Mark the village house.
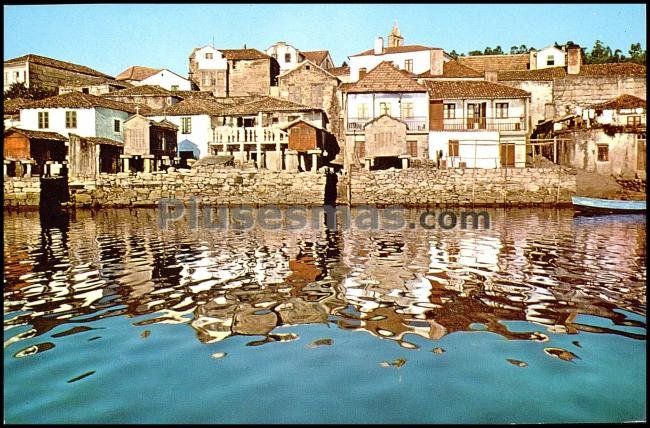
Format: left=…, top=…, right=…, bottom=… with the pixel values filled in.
left=16, top=91, right=141, bottom=177
left=101, top=85, right=183, bottom=111
left=188, top=46, right=280, bottom=97
left=265, top=41, right=335, bottom=72
left=3, top=98, right=31, bottom=129
left=145, top=97, right=225, bottom=161
left=58, top=76, right=132, bottom=96
left=122, top=114, right=179, bottom=172
left=424, top=80, right=531, bottom=169
left=115, top=66, right=193, bottom=91
left=3, top=128, right=67, bottom=177
left=347, top=23, right=452, bottom=82
left=342, top=61, right=430, bottom=170
left=277, top=59, right=342, bottom=139
left=3, top=53, right=113, bottom=92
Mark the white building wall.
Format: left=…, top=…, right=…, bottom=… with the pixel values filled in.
left=428, top=131, right=526, bottom=168
left=4, top=63, right=28, bottom=90
left=266, top=42, right=301, bottom=72
left=535, top=46, right=566, bottom=69
left=193, top=46, right=228, bottom=70
left=346, top=92, right=429, bottom=121
left=149, top=114, right=215, bottom=158
left=349, top=50, right=432, bottom=82
left=19, top=107, right=97, bottom=138
left=140, top=70, right=193, bottom=91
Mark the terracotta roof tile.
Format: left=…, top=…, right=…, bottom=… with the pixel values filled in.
left=59, top=76, right=132, bottom=88
left=498, top=63, right=647, bottom=81
left=418, top=60, right=483, bottom=78
left=4, top=127, right=67, bottom=141
left=219, top=49, right=270, bottom=60
left=343, top=61, right=427, bottom=93
left=301, top=50, right=330, bottom=65
left=146, top=97, right=225, bottom=116
left=21, top=91, right=145, bottom=114
left=424, top=80, right=530, bottom=99
left=329, top=65, right=350, bottom=76
left=589, top=94, right=646, bottom=110
left=152, top=119, right=179, bottom=130
left=84, top=136, right=124, bottom=147
left=219, top=96, right=319, bottom=116
left=4, top=54, right=112, bottom=79
left=457, top=54, right=530, bottom=72
left=3, top=98, right=33, bottom=115
left=349, top=45, right=437, bottom=57
left=498, top=67, right=566, bottom=81
left=115, top=66, right=162, bottom=81
left=174, top=90, right=219, bottom=100
left=102, top=85, right=176, bottom=97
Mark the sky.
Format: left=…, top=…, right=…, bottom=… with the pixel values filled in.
left=3, top=4, right=646, bottom=78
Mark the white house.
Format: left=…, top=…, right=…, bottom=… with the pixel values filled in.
left=266, top=41, right=303, bottom=72
left=529, top=45, right=567, bottom=70
left=116, top=66, right=192, bottom=91
left=424, top=80, right=531, bottom=168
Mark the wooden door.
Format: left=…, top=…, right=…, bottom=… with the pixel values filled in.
left=429, top=100, right=443, bottom=130
left=500, top=143, right=515, bottom=167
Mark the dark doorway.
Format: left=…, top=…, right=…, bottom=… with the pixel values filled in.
left=371, top=156, right=401, bottom=170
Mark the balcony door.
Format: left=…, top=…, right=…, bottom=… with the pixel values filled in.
left=467, top=102, right=486, bottom=129
left=429, top=100, right=443, bottom=130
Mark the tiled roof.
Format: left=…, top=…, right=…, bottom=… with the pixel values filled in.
left=146, top=97, right=225, bottom=116
left=21, top=91, right=143, bottom=114
left=418, top=60, right=483, bottom=78
left=349, top=45, right=437, bottom=57
left=59, top=76, right=132, bottom=88
left=424, top=80, right=530, bottom=99
left=498, top=62, right=647, bottom=81
left=219, top=96, right=319, bottom=116
left=4, top=127, right=67, bottom=141
left=343, top=61, right=427, bottom=93
left=84, top=136, right=124, bottom=147
left=590, top=94, right=646, bottom=110
left=102, top=85, right=176, bottom=97
left=277, top=60, right=339, bottom=81
left=457, top=54, right=530, bottom=72
left=213, top=95, right=266, bottom=105
left=219, top=49, right=270, bottom=60
left=301, top=50, right=330, bottom=65
left=152, top=119, right=179, bottom=130
left=174, top=90, right=219, bottom=100
left=115, top=66, right=162, bottom=81
left=4, top=98, right=32, bottom=115
left=4, top=54, right=112, bottom=79
left=329, top=65, right=350, bottom=76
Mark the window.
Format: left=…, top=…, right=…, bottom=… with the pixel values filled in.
left=38, top=112, right=49, bottom=129
left=205, top=52, right=213, bottom=59
left=305, top=65, right=311, bottom=70
left=82, top=88, right=90, bottom=94
left=181, top=117, right=192, bottom=134
left=401, top=102, right=414, bottom=119
left=546, top=56, right=555, bottom=66
left=379, top=102, right=391, bottom=116
left=14, top=71, right=20, bottom=80
left=202, top=72, right=212, bottom=86
left=597, top=144, right=609, bottom=161
left=114, top=119, right=121, bottom=133
left=171, top=85, right=179, bottom=91
left=449, top=140, right=459, bottom=157
left=65, top=111, right=77, bottom=128
left=285, top=53, right=291, bottom=63
left=310, top=84, right=323, bottom=106
left=627, top=115, right=642, bottom=126
left=444, top=103, right=456, bottom=119
left=357, top=103, right=369, bottom=119
left=495, top=103, right=509, bottom=118
left=404, top=59, right=413, bottom=73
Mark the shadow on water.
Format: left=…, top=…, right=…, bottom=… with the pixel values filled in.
left=324, top=170, right=338, bottom=205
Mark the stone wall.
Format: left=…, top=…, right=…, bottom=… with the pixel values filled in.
left=3, top=176, right=41, bottom=208
left=346, top=166, right=577, bottom=206
left=67, top=165, right=328, bottom=208
left=228, top=59, right=272, bottom=97
left=553, top=75, right=646, bottom=114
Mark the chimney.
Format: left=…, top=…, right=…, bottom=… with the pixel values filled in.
left=484, top=71, right=498, bottom=82
left=374, top=37, right=384, bottom=55
left=429, top=49, right=443, bottom=76
left=359, top=67, right=367, bottom=79
left=529, top=50, right=537, bottom=70
left=567, top=44, right=582, bottom=75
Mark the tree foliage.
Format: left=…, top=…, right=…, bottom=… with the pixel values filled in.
left=3, top=82, right=57, bottom=100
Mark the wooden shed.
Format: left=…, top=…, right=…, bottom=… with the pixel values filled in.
left=4, top=127, right=67, bottom=175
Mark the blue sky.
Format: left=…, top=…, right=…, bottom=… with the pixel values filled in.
left=3, top=4, right=646, bottom=78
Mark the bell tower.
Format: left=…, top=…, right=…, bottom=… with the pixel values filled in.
left=387, top=21, right=404, bottom=47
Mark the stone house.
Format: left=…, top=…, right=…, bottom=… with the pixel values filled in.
left=115, top=66, right=192, bottom=91
left=266, top=41, right=335, bottom=72
left=3, top=53, right=113, bottom=92
left=58, top=76, right=132, bottom=96
left=101, top=85, right=183, bottom=111
left=342, top=61, right=430, bottom=169
left=277, top=60, right=342, bottom=139
left=424, top=80, right=531, bottom=168
left=188, top=46, right=280, bottom=97
left=122, top=114, right=179, bottom=172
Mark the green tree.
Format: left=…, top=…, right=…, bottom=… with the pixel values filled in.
left=586, top=40, right=613, bottom=64
left=628, top=43, right=646, bottom=64
left=448, top=49, right=460, bottom=59
left=468, top=50, right=483, bottom=56
left=3, top=82, right=57, bottom=100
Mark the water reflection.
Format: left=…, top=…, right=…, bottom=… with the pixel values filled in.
left=3, top=207, right=646, bottom=354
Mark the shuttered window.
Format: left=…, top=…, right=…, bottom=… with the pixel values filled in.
left=65, top=111, right=77, bottom=128
left=38, top=112, right=49, bottom=129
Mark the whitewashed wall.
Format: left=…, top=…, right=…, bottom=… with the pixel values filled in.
left=346, top=92, right=429, bottom=121
left=4, top=63, right=29, bottom=90
left=19, top=107, right=97, bottom=138
left=193, top=46, right=228, bottom=70
left=428, top=131, right=526, bottom=168
left=349, top=50, right=432, bottom=82
left=266, top=42, right=301, bottom=72
left=534, top=46, right=566, bottom=69
left=149, top=114, right=215, bottom=158
left=140, top=70, right=192, bottom=91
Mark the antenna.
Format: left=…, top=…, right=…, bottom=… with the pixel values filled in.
left=212, top=35, right=215, bottom=47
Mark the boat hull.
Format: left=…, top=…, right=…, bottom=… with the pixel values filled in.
left=572, top=196, right=646, bottom=214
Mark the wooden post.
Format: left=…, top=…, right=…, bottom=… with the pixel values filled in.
left=256, top=141, right=262, bottom=169
left=553, top=136, right=557, bottom=164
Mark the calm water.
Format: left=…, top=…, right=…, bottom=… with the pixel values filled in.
left=3, top=207, right=646, bottom=423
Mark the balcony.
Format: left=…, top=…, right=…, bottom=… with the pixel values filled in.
left=347, top=116, right=428, bottom=132
left=212, top=126, right=289, bottom=151
left=432, top=117, right=526, bottom=132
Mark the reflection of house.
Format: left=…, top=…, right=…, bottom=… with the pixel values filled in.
left=188, top=46, right=280, bottom=97
left=342, top=61, right=430, bottom=168
left=115, top=66, right=192, bottom=91
left=3, top=53, right=112, bottom=92
left=425, top=80, right=530, bottom=168
left=4, top=128, right=67, bottom=176
left=123, top=114, right=179, bottom=172
left=101, top=85, right=183, bottom=111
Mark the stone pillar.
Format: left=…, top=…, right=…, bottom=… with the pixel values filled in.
left=399, top=155, right=410, bottom=169
left=364, top=158, right=371, bottom=170
left=284, top=150, right=299, bottom=172
left=256, top=142, right=263, bottom=169
left=299, top=153, right=307, bottom=171
left=45, top=160, right=54, bottom=177
left=143, top=155, right=154, bottom=173
left=22, top=160, right=34, bottom=177
left=161, top=156, right=170, bottom=167
left=120, top=155, right=131, bottom=173
left=307, top=149, right=322, bottom=172
left=4, top=160, right=10, bottom=176
left=174, top=156, right=181, bottom=167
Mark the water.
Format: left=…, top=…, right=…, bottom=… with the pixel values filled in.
left=3, top=207, right=646, bottom=423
